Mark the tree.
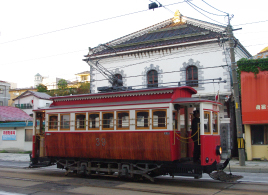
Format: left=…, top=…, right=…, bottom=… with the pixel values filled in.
left=36, top=84, right=47, bottom=92
left=57, top=79, right=68, bottom=90
left=77, top=82, right=90, bottom=94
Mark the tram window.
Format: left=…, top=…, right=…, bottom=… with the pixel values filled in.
left=152, top=110, right=167, bottom=129
left=48, top=115, right=58, bottom=130
left=89, top=113, right=100, bottom=130
left=102, top=112, right=114, bottom=130
left=204, top=111, right=211, bottom=134
left=117, top=111, right=129, bottom=130
left=136, top=110, right=149, bottom=129
left=212, top=112, right=219, bottom=134
left=75, top=113, right=86, bottom=130
left=173, top=111, right=178, bottom=130
left=60, top=114, right=70, bottom=130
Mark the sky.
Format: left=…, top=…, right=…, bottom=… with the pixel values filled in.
left=0, top=0, right=267, bottom=88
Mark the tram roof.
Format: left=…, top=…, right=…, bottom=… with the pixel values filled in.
left=172, top=97, right=222, bottom=105
left=35, top=87, right=198, bottom=111
left=50, top=86, right=196, bottom=101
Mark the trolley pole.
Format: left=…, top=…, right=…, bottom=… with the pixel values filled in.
left=227, top=15, right=245, bottom=166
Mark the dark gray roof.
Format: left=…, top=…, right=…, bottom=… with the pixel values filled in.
left=13, top=90, right=51, bottom=101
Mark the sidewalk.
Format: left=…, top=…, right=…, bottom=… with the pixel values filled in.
left=226, top=159, right=268, bottom=173
left=0, top=153, right=268, bottom=173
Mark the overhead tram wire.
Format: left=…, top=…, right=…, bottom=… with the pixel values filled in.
left=201, top=0, right=228, bottom=15
left=92, top=64, right=228, bottom=83
left=233, top=19, right=268, bottom=26
left=186, top=0, right=226, bottom=16
left=0, top=0, right=189, bottom=45
left=104, top=47, right=224, bottom=70
left=185, top=0, right=226, bottom=25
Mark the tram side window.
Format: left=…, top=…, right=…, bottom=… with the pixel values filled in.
left=173, top=111, right=178, bottom=130
left=152, top=109, right=167, bottom=129
left=117, top=111, right=129, bottom=130
left=102, top=112, right=114, bottom=130
left=60, top=114, right=70, bottom=130
left=89, top=113, right=100, bottom=130
left=136, top=110, right=149, bottom=129
left=212, top=112, right=219, bottom=134
left=75, top=113, right=86, bottom=130
left=204, top=111, right=211, bottom=134
left=48, top=115, right=58, bottom=130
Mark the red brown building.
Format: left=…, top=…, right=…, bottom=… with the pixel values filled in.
left=239, top=57, right=268, bottom=160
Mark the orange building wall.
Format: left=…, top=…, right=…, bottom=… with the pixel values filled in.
left=241, top=70, right=268, bottom=124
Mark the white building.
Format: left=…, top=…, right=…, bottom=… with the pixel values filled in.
left=13, top=91, right=52, bottom=116
left=0, top=106, right=33, bottom=152
left=84, top=12, right=251, bottom=158
left=0, top=80, right=10, bottom=106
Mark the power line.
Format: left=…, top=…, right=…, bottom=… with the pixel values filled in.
left=187, top=0, right=226, bottom=16
left=0, top=1, right=188, bottom=45
left=201, top=0, right=228, bottom=15
left=233, top=19, right=268, bottom=26
left=0, top=49, right=86, bottom=66
left=91, top=64, right=228, bottom=83
left=185, top=0, right=226, bottom=25
left=95, top=46, right=224, bottom=71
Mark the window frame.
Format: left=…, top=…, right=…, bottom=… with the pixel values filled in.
left=88, top=112, right=100, bottom=130
left=60, top=114, right=70, bottom=130
left=152, top=109, right=167, bottom=129
left=212, top=111, right=219, bottom=134
left=102, top=112, right=114, bottom=130
left=203, top=111, right=211, bottom=134
left=75, top=113, right=86, bottom=130
left=25, top=129, right=33, bottom=142
left=251, top=125, right=268, bottom=145
left=113, top=74, right=123, bottom=87
left=186, top=65, right=198, bottom=87
left=48, top=114, right=58, bottom=131
left=147, top=70, right=158, bottom=88
left=135, top=110, right=150, bottom=129
left=116, top=111, right=130, bottom=130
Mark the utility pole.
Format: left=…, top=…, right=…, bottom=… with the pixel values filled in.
left=227, top=15, right=245, bottom=166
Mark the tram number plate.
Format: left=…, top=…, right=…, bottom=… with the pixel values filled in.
left=96, top=138, right=106, bottom=146
left=164, top=132, right=170, bottom=135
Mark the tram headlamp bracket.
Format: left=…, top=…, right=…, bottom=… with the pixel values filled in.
left=216, top=145, right=222, bottom=155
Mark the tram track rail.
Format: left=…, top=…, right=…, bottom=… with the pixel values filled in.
left=1, top=165, right=268, bottom=195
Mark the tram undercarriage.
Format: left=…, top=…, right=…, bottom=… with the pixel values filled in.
left=30, top=156, right=238, bottom=182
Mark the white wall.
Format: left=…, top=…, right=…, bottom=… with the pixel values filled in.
left=14, top=95, right=52, bottom=115
left=0, top=127, right=32, bottom=152
left=90, top=42, right=248, bottom=96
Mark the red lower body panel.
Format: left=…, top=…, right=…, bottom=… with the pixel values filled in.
left=201, top=135, right=221, bottom=165
left=45, top=131, right=180, bottom=162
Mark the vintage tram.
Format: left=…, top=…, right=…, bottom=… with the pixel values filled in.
left=30, top=86, right=231, bottom=181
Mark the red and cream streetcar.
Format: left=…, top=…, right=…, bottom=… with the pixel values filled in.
left=30, top=86, right=231, bottom=181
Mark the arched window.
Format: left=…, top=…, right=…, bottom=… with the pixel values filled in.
left=186, top=66, right=198, bottom=87
left=113, top=74, right=123, bottom=87
left=147, top=70, right=158, bottom=88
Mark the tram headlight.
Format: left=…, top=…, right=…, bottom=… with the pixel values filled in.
left=216, top=145, right=222, bottom=155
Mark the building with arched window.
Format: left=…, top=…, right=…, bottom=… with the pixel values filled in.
left=147, top=70, right=158, bottom=88
left=84, top=11, right=251, bottom=158
left=186, top=66, right=198, bottom=87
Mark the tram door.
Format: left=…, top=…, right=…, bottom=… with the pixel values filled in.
left=179, top=107, right=188, bottom=158
left=33, top=112, right=45, bottom=158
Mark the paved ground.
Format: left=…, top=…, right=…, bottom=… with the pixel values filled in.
left=0, top=153, right=267, bottom=173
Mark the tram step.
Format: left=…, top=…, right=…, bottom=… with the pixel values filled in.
left=209, top=170, right=243, bottom=182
